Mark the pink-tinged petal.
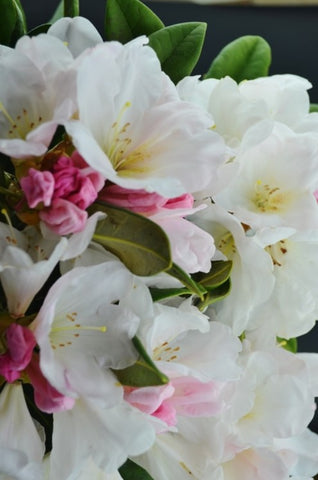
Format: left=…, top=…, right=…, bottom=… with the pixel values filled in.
left=155, top=216, right=215, bottom=273
left=152, top=402, right=177, bottom=428
left=20, top=168, right=55, bottom=208
left=26, top=355, right=75, bottom=413
left=0, top=324, right=36, bottom=382
left=99, top=184, right=167, bottom=214
left=169, top=376, right=225, bottom=417
left=164, top=194, right=194, bottom=210
left=39, top=198, right=87, bottom=235
left=124, top=383, right=175, bottom=415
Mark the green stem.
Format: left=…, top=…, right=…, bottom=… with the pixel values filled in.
left=64, top=0, right=80, bottom=17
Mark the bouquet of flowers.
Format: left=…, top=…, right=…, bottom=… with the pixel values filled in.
left=1, top=0, right=318, bottom=478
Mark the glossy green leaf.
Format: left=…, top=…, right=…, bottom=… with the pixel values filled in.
left=113, top=336, right=168, bottom=387
left=193, top=260, right=232, bottom=290
left=310, top=103, right=318, bottom=113
left=205, top=35, right=271, bottom=83
left=196, top=279, right=231, bottom=311
left=277, top=337, right=298, bottom=353
left=167, top=263, right=207, bottom=300
left=105, top=0, right=164, bottom=43
left=149, top=22, right=207, bottom=84
left=90, top=202, right=171, bottom=276
left=150, top=286, right=191, bottom=302
left=119, top=459, right=154, bottom=480
left=0, top=0, right=27, bottom=46
left=49, top=0, right=63, bottom=23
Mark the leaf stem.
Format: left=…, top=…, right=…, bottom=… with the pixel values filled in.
left=64, top=0, right=80, bottom=17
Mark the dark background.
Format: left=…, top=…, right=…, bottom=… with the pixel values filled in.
left=21, top=0, right=318, bottom=352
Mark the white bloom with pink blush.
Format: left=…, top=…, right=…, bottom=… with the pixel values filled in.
left=100, top=183, right=215, bottom=273
left=65, top=38, right=225, bottom=197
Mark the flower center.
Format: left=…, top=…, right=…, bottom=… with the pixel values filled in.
left=217, top=231, right=236, bottom=260
left=107, top=102, right=151, bottom=177
left=153, top=341, right=181, bottom=362
left=253, top=179, right=291, bottom=213
left=0, top=102, right=43, bottom=139
left=49, top=312, right=107, bottom=349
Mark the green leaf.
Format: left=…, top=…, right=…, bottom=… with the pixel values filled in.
left=193, top=260, right=232, bottom=290
left=64, top=0, right=79, bottom=17
left=113, top=336, right=168, bottom=387
left=310, top=103, right=318, bottom=113
left=105, top=0, right=164, bottom=43
left=277, top=337, right=298, bottom=353
left=148, top=22, right=207, bottom=84
left=0, top=0, right=27, bottom=46
left=27, top=24, right=51, bottom=36
left=205, top=35, right=271, bottom=83
left=167, top=263, right=207, bottom=300
left=90, top=202, right=172, bottom=276
left=150, top=286, right=191, bottom=302
left=119, top=459, right=154, bottom=480
left=196, top=279, right=231, bottom=311
left=49, top=0, right=64, bottom=23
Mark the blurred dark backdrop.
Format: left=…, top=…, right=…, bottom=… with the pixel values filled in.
left=21, top=0, right=318, bottom=354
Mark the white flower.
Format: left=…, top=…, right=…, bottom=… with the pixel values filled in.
left=49, top=398, right=155, bottom=478
left=0, top=384, right=44, bottom=479
left=250, top=228, right=318, bottom=338
left=214, top=123, right=318, bottom=231
left=192, top=203, right=274, bottom=335
left=31, top=261, right=140, bottom=403
left=0, top=223, right=67, bottom=317
left=65, top=38, right=225, bottom=197
left=48, top=16, right=103, bottom=58
left=0, top=36, right=75, bottom=160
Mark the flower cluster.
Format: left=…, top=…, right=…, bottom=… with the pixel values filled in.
left=0, top=3, right=318, bottom=480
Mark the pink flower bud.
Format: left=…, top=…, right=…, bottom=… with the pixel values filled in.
left=20, top=168, right=55, bottom=208
left=39, top=198, right=88, bottom=235
left=0, top=324, right=36, bottom=382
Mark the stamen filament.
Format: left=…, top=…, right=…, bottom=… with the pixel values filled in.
left=1, top=208, right=17, bottom=245
left=51, top=325, right=107, bottom=333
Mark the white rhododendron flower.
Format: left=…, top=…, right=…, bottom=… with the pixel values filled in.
left=193, top=203, right=275, bottom=335
left=0, top=223, right=67, bottom=317
left=31, top=261, right=140, bottom=402
left=65, top=38, right=225, bottom=197
left=214, top=123, right=318, bottom=231
left=0, top=36, right=76, bottom=159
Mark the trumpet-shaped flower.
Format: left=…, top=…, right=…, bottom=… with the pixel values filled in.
left=31, top=261, right=141, bottom=403
left=214, top=123, right=318, bottom=231
left=49, top=398, right=155, bottom=478
left=0, top=35, right=76, bottom=160
left=65, top=38, right=225, bottom=198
